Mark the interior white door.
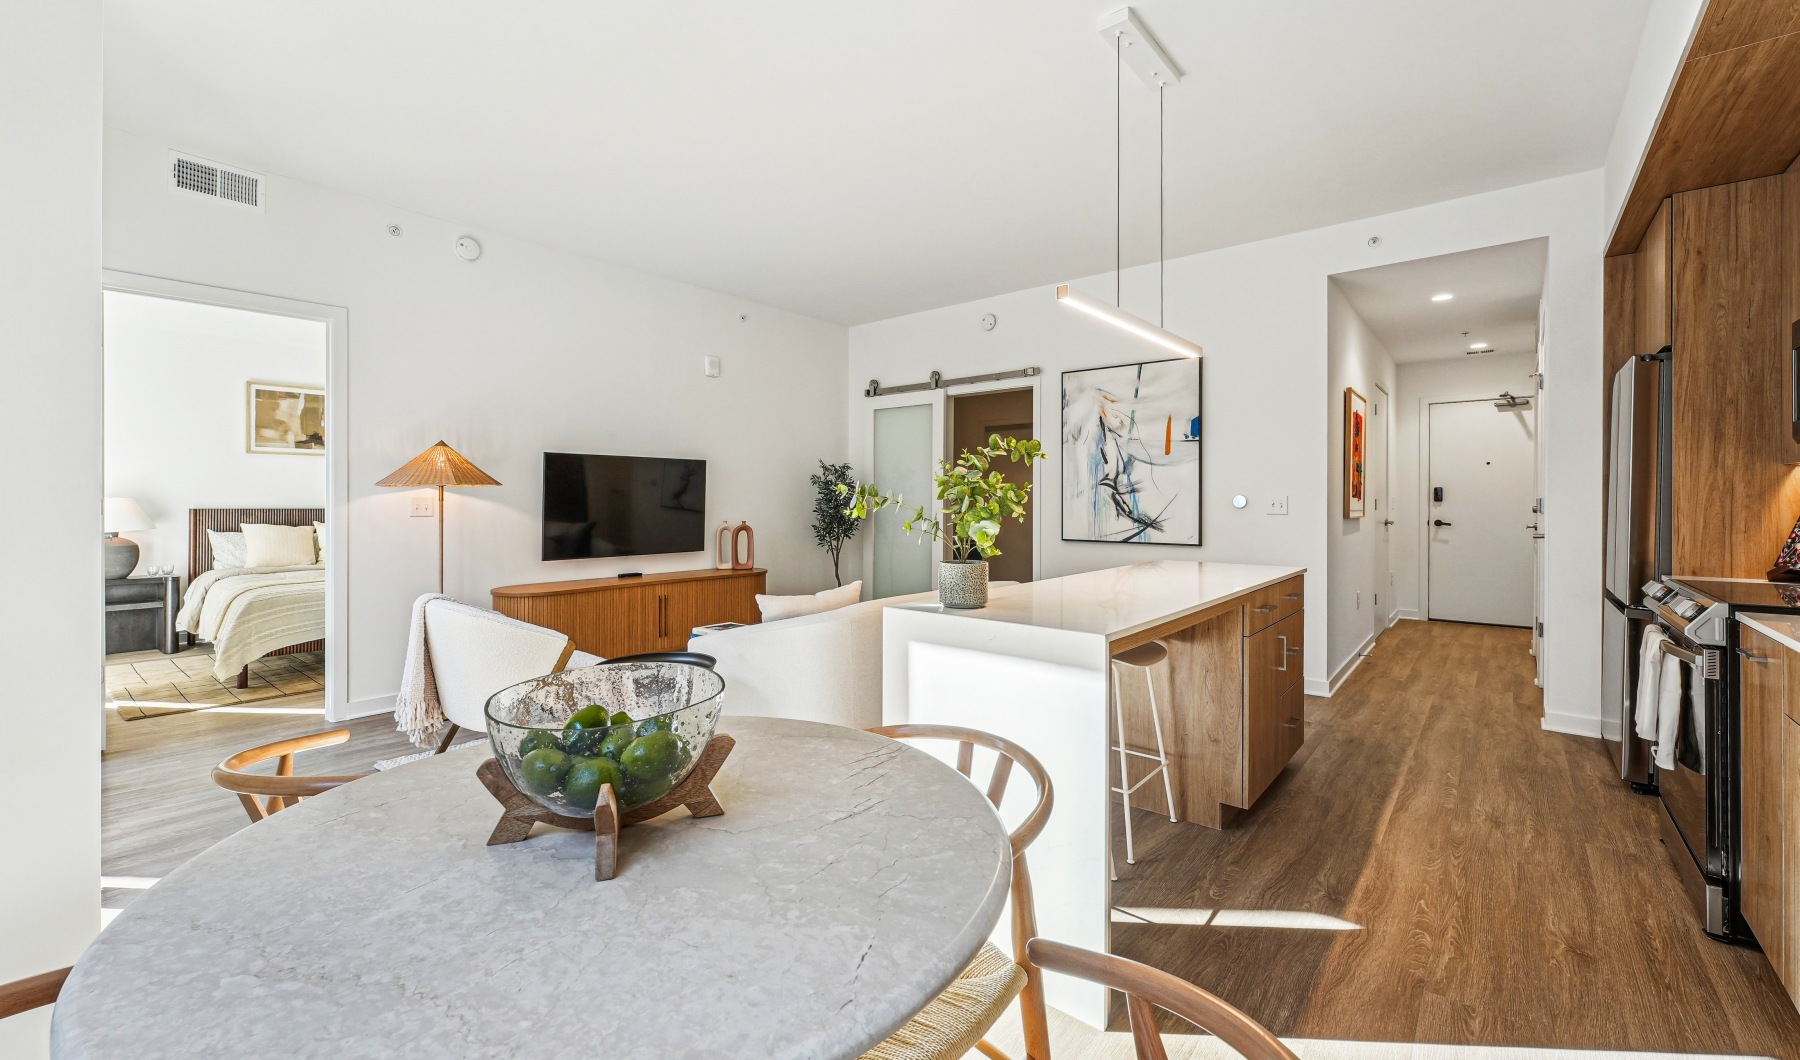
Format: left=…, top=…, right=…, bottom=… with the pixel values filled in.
left=864, top=391, right=945, bottom=599
left=1427, top=398, right=1536, bottom=626
left=1370, top=384, right=1391, bottom=637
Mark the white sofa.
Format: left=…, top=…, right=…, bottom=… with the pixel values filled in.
left=696, top=589, right=937, bottom=729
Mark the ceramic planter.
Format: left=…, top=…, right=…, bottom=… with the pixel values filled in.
left=938, top=559, right=989, bottom=609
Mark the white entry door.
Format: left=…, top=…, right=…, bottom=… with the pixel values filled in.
left=864, top=390, right=945, bottom=599
left=1427, top=398, right=1536, bottom=626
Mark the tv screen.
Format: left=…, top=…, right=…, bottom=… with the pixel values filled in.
left=542, top=452, right=707, bottom=561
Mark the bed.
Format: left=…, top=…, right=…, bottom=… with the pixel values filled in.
left=177, top=508, right=326, bottom=686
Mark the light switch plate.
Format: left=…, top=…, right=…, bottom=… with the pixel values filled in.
left=703, top=355, right=721, bottom=378
left=411, top=494, right=434, bottom=518
left=1266, top=496, right=1288, bottom=515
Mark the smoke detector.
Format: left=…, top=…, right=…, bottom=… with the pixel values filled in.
left=168, top=150, right=263, bottom=212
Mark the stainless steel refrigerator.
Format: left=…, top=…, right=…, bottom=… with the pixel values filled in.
left=1601, top=346, right=1670, bottom=786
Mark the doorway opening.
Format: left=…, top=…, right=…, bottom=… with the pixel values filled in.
left=861, top=379, right=1040, bottom=598
left=1328, top=237, right=1547, bottom=671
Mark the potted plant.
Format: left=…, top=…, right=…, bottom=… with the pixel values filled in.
left=808, top=460, right=859, bottom=587
left=840, top=434, right=1043, bottom=609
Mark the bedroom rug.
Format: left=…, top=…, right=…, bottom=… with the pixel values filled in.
left=106, top=646, right=323, bottom=720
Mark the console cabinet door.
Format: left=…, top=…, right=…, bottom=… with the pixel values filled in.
left=1741, top=624, right=1787, bottom=970
left=1243, top=611, right=1303, bottom=806
left=1785, top=713, right=1800, bottom=1008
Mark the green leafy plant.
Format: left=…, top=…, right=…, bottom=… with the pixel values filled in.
left=809, top=460, right=860, bottom=587
left=839, top=435, right=1044, bottom=562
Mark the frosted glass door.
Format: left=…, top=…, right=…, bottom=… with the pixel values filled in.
left=870, top=402, right=938, bottom=599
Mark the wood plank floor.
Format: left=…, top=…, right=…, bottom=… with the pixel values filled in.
left=101, top=693, right=416, bottom=912
left=1101, top=619, right=1800, bottom=1056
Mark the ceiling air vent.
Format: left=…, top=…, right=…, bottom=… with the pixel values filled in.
left=168, top=151, right=263, bottom=211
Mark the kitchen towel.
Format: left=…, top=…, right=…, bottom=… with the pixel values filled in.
left=1652, top=649, right=1685, bottom=772
left=1634, top=625, right=1667, bottom=741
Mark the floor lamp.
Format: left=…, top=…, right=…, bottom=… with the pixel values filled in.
left=376, top=441, right=500, bottom=594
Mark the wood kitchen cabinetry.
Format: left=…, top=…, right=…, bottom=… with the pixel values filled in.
left=491, top=568, right=765, bottom=658
left=1738, top=619, right=1800, bottom=1010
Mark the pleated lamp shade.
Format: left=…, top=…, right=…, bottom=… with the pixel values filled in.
left=375, top=441, right=500, bottom=489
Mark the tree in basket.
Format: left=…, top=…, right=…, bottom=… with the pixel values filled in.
left=809, top=460, right=860, bottom=587
left=839, top=434, right=1044, bottom=609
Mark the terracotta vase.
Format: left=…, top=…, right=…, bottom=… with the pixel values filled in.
left=731, top=522, right=756, bottom=570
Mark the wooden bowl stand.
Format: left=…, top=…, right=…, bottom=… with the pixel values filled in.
left=476, top=733, right=734, bottom=881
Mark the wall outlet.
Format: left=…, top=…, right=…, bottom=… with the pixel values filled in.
left=410, top=493, right=434, bottom=518
left=703, top=355, right=721, bottom=378
left=1266, top=496, right=1288, bottom=515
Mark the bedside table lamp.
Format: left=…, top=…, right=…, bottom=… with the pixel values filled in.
left=103, top=497, right=154, bottom=580
left=376, top=441, right=500, bottom=593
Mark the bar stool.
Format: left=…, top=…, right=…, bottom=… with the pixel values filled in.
left=1111, top=640, right=1176, bottom=879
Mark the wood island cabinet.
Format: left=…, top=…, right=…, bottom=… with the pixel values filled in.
left=491, top=568, right=766, bottom=658
left=1738, top=619, right=1800, bottom=1011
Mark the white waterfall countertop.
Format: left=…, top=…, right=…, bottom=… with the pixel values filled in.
left=892, top=561, right=1305, bottom=640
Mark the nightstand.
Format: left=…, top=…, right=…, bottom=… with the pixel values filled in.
left=105, top=574, right=181, bottom=655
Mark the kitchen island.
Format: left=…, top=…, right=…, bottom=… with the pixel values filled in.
left=881, top=560, right=1306, bottom=1027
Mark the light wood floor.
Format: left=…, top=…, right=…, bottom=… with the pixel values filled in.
left=101, top=691, right=415, bottom=911
left=1093, top=619, right=1800, bottom=1056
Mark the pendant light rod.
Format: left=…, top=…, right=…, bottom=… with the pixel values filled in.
left=1057, top=285, right=1202, bottom=359
left=1116, top=29, right=1122, bottom=308
left=1159, top=82, right=1165, bottom=329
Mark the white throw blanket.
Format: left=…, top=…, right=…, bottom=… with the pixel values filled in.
left=395, top=593, right=454, bottom=748
left=177, top=565, right=326, bottom=681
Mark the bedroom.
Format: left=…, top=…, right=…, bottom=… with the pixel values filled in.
left=102, top=292, right=330, bottom=725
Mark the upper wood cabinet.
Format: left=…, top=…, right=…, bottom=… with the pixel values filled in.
left=1635, top=198, right=1673, bottom=356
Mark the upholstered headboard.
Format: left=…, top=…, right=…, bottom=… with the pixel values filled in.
left=188, top=508, right=325, bottom=582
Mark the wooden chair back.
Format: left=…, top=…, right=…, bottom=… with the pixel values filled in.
left=0, top=967, right=70, bottom=1020
left=1024, top=939, right=1299, bottom=1060
left=868, top=723, right=1054, bottom=1060
left=212, top=728, right=369, bottom=823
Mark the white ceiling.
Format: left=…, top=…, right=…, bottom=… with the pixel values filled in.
left=103, top=1, right=1650, bottom=325
left=1332, top=238, right=1547, bottom=365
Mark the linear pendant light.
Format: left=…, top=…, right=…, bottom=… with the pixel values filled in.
left=1057, top=9, right=1202, bottom=359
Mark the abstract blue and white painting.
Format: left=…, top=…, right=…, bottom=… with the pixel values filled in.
left=1061, top=358, right=1201, bottom=545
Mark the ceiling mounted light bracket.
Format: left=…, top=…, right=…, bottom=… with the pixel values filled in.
left=1097, top=7, right=1182, bottom=88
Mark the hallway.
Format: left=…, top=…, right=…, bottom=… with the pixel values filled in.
left=1106, top=620, right=1800, bottom=1056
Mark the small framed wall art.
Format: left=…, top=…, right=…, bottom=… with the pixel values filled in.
left=1344, top=386, right=1367, bottom=519
left=247, top=382, right=326, bottom=455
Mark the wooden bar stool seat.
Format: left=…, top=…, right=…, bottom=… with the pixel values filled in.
left=1111, top=639, right=1176, bottom=878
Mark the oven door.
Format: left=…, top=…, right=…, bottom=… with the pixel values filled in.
left=1652, top=629, right=1730, bottom=936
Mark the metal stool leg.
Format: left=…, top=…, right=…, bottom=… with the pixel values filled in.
left=1145, top=666, right=1176, bottom=823
left=1112, top=662, right=1137, bottom=866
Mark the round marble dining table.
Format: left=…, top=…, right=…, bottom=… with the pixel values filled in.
left=52, top=716, right=1011, bottom=1060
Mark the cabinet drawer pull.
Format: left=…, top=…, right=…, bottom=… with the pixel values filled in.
left=1254, top=604, right=1277, bottom=614
left=1276, top=635, right=1289, bottom=671
left=1286, top=645, right=1302, bottom=657
left=1281, top=718, right=1301, bottom=729
left=1284, top=592, right=1301, bottom=601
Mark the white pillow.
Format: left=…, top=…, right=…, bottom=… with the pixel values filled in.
left=208, top=530, right=248, bottom=571
left=243, top=523, right=319, bottom=568
left=313, top=521, right=326, bottom=563
left=757, top=580, right=863, bottom=622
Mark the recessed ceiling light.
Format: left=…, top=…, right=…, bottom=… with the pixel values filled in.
left=1432, top=293, right=1454, bottom=302
left=1469, top=342, right=1489, bottom=350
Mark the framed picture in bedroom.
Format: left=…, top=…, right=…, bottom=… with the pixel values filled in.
left=1060, top=357, right=1201, bottom=546
left=247, top=382, right=326, bottom=455
left=1344, top=386, right=1367, bottom=519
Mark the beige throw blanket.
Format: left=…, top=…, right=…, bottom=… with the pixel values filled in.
left=177, top=565, right=325, bottom=682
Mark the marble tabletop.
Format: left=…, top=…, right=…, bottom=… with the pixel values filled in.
left=52, top=717, right=1011, bottom=1060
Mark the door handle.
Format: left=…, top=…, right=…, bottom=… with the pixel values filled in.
left=1382, top=519, right=1396, bottom=526
left=1526, top=523, right=1539, bottom=531
left=1281, top=718, right=1301, bottom=730
left=1433, top=520, right=1453, bottom=527
left=1276, top=635, right=1289, bottom=671
left=1736, top=647, right=1771, bottom=664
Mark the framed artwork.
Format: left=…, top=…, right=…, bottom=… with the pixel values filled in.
left=1061, top=357, right=1202, bottom=545
left=1344, top=386, right=1367, bottom=519
left=247, top=383, right=325, bottom=455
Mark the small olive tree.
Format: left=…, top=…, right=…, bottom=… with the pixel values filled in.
left=810, top=460, right=860, bottom=586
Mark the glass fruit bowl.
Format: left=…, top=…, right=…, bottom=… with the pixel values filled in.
left=484, top=660, right=724, bottom=817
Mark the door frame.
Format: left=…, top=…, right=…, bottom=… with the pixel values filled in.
left=860, top=388, right=946, bottom=597
left=1372, top=382, right=1393, bottom=634
left=1421, top=394, right=1537, bottom=626
left=101, top=271, right=352, bottom=722
left=943, top=377, right=1043, bottom=584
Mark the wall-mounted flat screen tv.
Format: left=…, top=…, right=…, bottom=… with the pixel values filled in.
left=542, top=452, right=707, bottom=561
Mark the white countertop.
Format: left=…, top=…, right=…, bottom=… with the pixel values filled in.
left=1741, top=612, right=1800, bottom=655
left=893, top=561, right=1305, bottom=640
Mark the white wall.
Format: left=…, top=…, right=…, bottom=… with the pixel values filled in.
left=103, top=292, right=326, bottom=580
left=103, top=127, right=849, bottom=716
left=1, top=3, right=103, bottom=1055
left=849, top=169, right=1604, bottom=726
left=1392, top=352, right=1541, bottom=622
left=1602, top=0, right=1705, bottom=241
left=1324, top=282, right=1398, bottom=684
